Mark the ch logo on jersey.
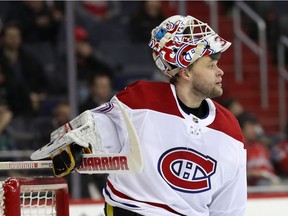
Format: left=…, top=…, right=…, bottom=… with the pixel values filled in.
left=158, top=147, right=217, bottom=193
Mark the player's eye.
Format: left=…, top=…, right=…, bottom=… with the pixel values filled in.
left=208, top=62, right=218, bottom=69
left=208, top=64, right=214, bottom=69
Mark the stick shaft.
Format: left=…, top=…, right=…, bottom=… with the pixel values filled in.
left=0, top=160, right=52, bottom=170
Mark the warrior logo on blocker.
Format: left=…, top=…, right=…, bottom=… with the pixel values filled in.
left=158, top=147, right=217, bottom=193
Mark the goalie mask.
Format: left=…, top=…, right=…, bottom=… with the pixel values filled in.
left=149, top=15, right=231, bottom=77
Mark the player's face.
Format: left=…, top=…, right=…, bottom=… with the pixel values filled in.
left=187, top=56, right=224, bottom=99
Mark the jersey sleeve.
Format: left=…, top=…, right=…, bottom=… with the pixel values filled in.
left=209, top=144, right=247, bottom=216
left=88, top=96, right=131, bottom=154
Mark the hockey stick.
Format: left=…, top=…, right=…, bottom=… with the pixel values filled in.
left=0, top=160, right=52, bottom=170
left=3, top=98, right=143, bottom=174
left=0, top=153, right=138, bottom=173
left=0, top=152, right=137, bottom=174
left=0, top=153, right=136, bottom=173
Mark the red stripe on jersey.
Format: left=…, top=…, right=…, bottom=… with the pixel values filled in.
left=208, top=101, right=245, bottom=148
left=107, top=180, right=185, bottom=216
left=116, top=80, right=184, bottom=119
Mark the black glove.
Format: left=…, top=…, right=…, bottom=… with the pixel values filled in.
left=52, top=143, right=83, bottom=177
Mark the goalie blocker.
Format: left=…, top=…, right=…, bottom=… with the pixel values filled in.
left=30, top=98, right=143, bottom=177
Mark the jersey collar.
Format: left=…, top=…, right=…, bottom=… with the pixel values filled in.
left=170, top=84, right=216, bottom=126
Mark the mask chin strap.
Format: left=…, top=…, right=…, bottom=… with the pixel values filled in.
left=167, top=68, right=180, bottom=78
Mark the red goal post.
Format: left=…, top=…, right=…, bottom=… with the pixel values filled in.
left=0, top=177, right=69, bottom=216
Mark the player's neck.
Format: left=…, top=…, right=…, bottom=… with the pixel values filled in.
left=176, top=86, right=204, bottom=108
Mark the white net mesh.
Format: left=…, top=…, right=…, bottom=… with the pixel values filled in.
left=20, top=189, right=56, bottom=216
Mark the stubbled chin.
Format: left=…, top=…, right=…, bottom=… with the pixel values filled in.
left=210, top=87, right=223, bottom=98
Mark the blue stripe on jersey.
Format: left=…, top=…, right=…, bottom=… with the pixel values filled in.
left=95, top=102, right=114, bottom=113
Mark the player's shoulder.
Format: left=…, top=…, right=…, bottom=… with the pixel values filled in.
left=116, top=80, right=170, bottom=101
left=116, top=80, right=183, bottom=117
left=209, top=100, right=245, bottom=146
left=213, top=100, right=235, bottom=118
left=117, top=79, right=169, bottom=96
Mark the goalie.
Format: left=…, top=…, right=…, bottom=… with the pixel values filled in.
left=31, top=15, right=247, bottom=216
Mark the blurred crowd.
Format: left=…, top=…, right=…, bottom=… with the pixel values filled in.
left=0, top=0, right=288, bottom=198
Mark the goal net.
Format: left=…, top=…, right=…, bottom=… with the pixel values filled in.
left=0, top=177, right=69, bottom=216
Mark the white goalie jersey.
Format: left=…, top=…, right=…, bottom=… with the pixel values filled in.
left=89, top=80, right=247, bottom=216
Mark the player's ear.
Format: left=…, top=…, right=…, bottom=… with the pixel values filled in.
left=178, top=68, right=190, bottom=79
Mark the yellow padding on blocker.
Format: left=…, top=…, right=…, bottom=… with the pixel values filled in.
left=52, top=146, right=76, bottom=178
